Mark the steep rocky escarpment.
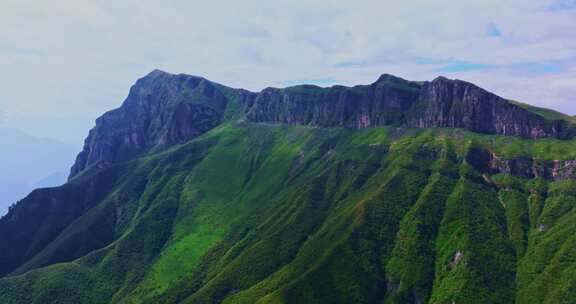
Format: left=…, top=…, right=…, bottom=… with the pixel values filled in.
left=69, top=70, right=575, bottom=179
left=409, top=77, right=570, bottom=138
left=488, top=154, right=576, bottom=181
left=246, top=74, right=421, bottom=128
left=247, top=75, right=574, bottom=139
left=69, top=70, right=254, bottom=179
left=462, top=145, right=576, bottom=181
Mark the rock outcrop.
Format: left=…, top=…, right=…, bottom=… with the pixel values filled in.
left=69, top=70, right=576, bottom=179
left=247, top=74, right=421, bottom=128
left=247, top=75, right=574, bottom=139
left=408, top=77, right=569, bottom=138
left=70, top=70, right=254, bottom=178
left=489, top=153, right=576, bottom=181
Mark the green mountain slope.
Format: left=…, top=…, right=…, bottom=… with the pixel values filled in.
left=509, top=100, right=576, bottom=124
left=1, top=71, right=576, bottom=303
left=1, top=123, right=576, bottom=303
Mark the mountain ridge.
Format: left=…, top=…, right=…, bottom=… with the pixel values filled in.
left=2, top=70, right=576, bottom=303
left=69, top=70, right=575, bottom=180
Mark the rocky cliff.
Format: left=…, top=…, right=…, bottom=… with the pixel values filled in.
left=247, top=75, right=573, bottom=139
left=69, top=70, right=575, bottom=179
left=488, top=154, right=576, bottom=181
left=409, top=77, right=569, bottom=138
left=246, top=74, right=421, bottom=128
left=70, top=70, right=254, bottom=178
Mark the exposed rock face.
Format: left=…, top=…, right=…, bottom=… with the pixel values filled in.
left=247, top=74, right=421, bottom=128
left=409, top=77, right=568, bottom=138
left=489, top=153, right=576, bottom=181
left=70, top=70, right=254, bottom=178
left=248, top=76, right=573, bottom=139
left=69, top=70, right=576, bottom=179
left=488, top=154, right=536, bottom=178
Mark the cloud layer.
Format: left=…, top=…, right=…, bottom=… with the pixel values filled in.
left=1, top=0, right=575, bottom=144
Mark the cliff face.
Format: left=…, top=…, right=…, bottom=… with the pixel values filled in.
left=69, top=70, right=575, bottom=179
left=246, top=74, right=421, bottom=128
left=488, top=154, right=576, bottom=181
left=409, top=77, right=567, bottom=139
left=247, top=75, right=572, bottom=139
left=70, top=70, right=251, bottom=178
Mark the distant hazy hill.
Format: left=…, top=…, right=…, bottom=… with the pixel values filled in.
left=0, top=128, right=75, bottom=215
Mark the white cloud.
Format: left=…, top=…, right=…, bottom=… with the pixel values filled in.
left=1, top=0, right=575, bottom=144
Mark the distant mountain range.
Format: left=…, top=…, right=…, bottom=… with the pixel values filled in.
left=0, top=128, right=75, bottom=215
left=1, top=70, right=576, bottom=303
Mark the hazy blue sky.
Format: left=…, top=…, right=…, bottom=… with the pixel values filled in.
left=1, top=0, right=575, bottom=146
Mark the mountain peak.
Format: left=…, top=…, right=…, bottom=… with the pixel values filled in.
left=374, top=73, right=409, bottom=84
left=69, top=69, right=233, bottom=179
left=431, top=75, right=454, bottom=83
left=146, top=69, right=171, bottom=78
left=69, top=72, right=576, bottom=179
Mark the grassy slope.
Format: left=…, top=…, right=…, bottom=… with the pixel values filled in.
left=509, top=100, right=576, bottom=123
left=1, top=123, right=576, bottom=303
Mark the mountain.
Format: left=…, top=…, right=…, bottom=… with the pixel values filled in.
left=68, top=71, right=575, bottom=181
left=1, top=70, right=576, bottom=303
left=0, top=128, right=75, bottom=216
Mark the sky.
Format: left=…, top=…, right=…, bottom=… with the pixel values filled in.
left=1, top=0, right=575, bottom=146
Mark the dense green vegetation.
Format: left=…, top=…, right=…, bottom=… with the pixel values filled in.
left=1, top=122, right=576, bottom=303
